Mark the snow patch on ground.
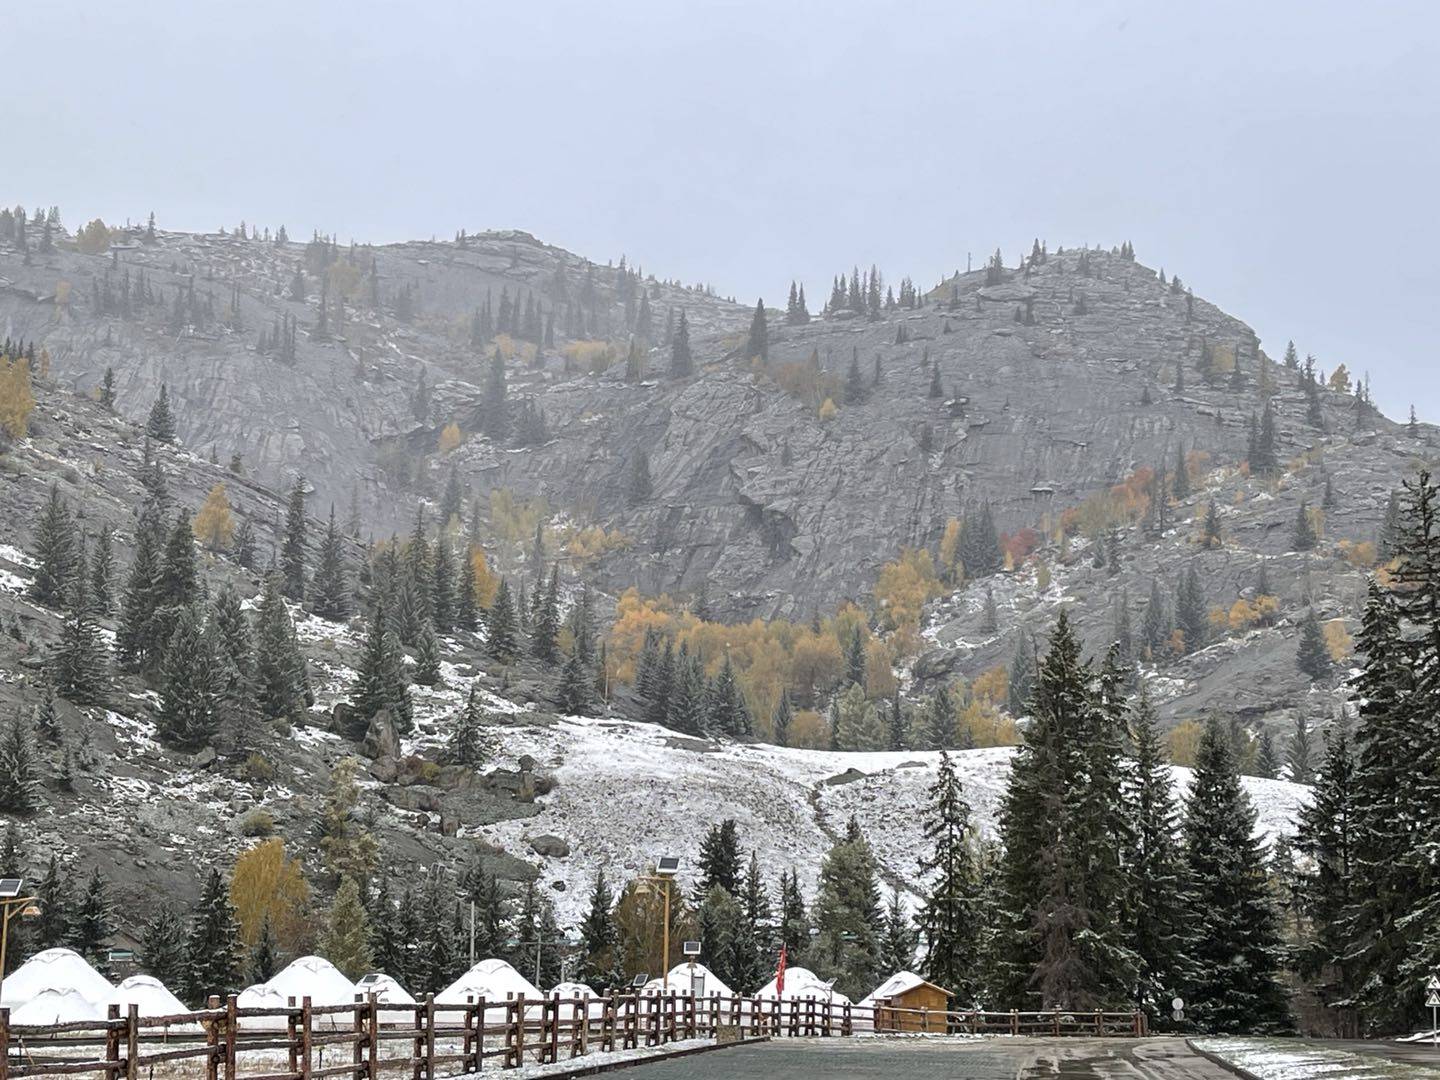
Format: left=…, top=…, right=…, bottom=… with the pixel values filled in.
left=1193, top=1037, right=1439, bottom=1079
left=473, top=715, right=1310, bottom=925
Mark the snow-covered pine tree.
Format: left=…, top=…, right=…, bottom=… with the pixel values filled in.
left=1181, top=717, right=1291, bottom=1033
left=185, top=865, right=243, bottom=1005
left=157, top=606, right=224, bottom=749
left=917, top=751, right=977, bottom=1003
left=578, top=868, right=617, bottom=986
left=487, top=578, right=518, bottom=661
left=1123, top=683, right=1189, bottom=1020
left=557, top=643, right=593, bottom=715
left=139, top=904, right=188, bottom=988
left=1294, top=722, right=1357, bottom=1031
left=0, top=713, right=39, bottom=815
left=310, top=505, right=351, bottom=621
left=253, top=574, right=308, bottom=723
left=279, top=479, right=307, bottom=600
left=531, top=564, right=560, bottom=664
left=28, top=484, right=76, bottom=608
left=51, top=567, right=108, bottom=705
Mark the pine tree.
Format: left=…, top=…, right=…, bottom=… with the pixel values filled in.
left=1172, top=444, right=1190, bottom=501
left=447, top=686, right=491, bottom=767
left=771, top=692, right=793, bottom=747
left=320, top=877, right=374, bottom=979
left=1007, top=634, right=1035, bottom=716
left=253, top=574, right=309, bottom=723
left=1203, top=500, right=1222, bottom=548
left=917, top=751, right=977, bottom=1003
left=670, top=311, right=694, bottom=377
left=1181, top=717, right=1291, bottom=1033
left=777, top=869, right=809, bottom=960
left=1343, top=581, right=1415, bottom=1029
left=531, top=565, right=561, bottom=664
left=33, top=854, right=72, bottom=949
left=1294, top=722, right=1357, bottom=1028
left=185, top=866, right=243, bottom=1005
left=139, top=905, right=188, bottom=988
left=89, top=526, right=114, bottom=615
left=72, top=866, right=114, bottom=966
left=51, top=566, right=108, bottom=705
left=311, top=505, right=351, bottom=621
left=487, top=578, right=519, bottom=662
left=280, top=479, right=307, bottom=600
left=628, top=451, right=653, bottom=506
left=1287, top=713, right=1315, bottom=783
left=0, top=713, right=40, bottom=815
left=412, top=621, right=442, bottom=686
left=431, top=535, right=455, bottom=632
left=146, top=384, right=177, bottom=442
left=746, top=299, right=768, bottom=362
left=249, top=915, right=278, bottom=984
left=28, top=484, right=76, bottom=608
left=1175, top=564, right=1206, bottom=654
left=1293, top=499, right=1317, bottom=552
left=809, top=823, right=882, bottom=1001
left=704, top=655, right=750, bottom=737
left=576, top=869, right=616, bottom=984
left=1296, top=609, right=1333, bottom=683
left=878, top=885, right=917, bottom=977
left=157, top=606, right=223, bottom=749
left=481, top=350, right=510, bottom=440
left=348, top=602, right=412, bottom=737
left=558, top=643, right=593, bottom=715
left=1124, top=684, right=1188, bottom=1018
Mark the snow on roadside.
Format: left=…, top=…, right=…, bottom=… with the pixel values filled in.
left=1192, top=1037, right=1440, bottom=1079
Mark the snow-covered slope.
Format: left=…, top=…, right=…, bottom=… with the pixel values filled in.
left=463, top=714, right=1310, bottom=925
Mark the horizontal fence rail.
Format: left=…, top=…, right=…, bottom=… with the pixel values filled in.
left=0, top=992, right=1148, bottom=1078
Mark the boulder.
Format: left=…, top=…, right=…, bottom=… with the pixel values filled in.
left=362, top=709, right=401, bottom=761
left=528, top=835, right=570, bottom=858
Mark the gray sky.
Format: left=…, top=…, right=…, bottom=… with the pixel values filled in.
left=12, top=0, right=1439, bottom=419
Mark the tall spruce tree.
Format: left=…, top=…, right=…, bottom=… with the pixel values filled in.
left=280, top=479, right=308, bottom=600
left=311, top=505, right=351, bottom=621
left=28, top=484, right=76, bottom=608
left=917, top=751, right=978, bottom=1003
left=1181, top=717, right=1291, bottom=1033
left=253, top=574, right=309, bottom=723
left=185, top=865, right=243, bottom=1005
left=146, top=384, right=177, bottom=442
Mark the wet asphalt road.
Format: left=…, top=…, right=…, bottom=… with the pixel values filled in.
left=616, top=1037, right=1240, bottom=1078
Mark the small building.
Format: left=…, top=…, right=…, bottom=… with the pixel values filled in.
left=859, top=971, right=951, bottom=1033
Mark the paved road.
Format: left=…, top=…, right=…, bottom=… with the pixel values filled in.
left=619, top=1037, right=1240, bottom=1078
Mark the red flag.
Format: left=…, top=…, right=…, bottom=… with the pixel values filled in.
left=776, top=944, right=787, bottom=994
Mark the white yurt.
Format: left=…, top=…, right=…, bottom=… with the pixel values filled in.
left=264, top=956, right=359, bottom=1030
left=235, top=983, right=293, bottom=1032
left=353, top=972, right=416, bottom=1019
left=102, top=975, right=193, bottom=1020
left=638, top=962, right=734, bottom=1000
left=436, top=958, right=542, bottom=1023
left=9, top=987, right=106, bottom=1026
left=754, top=966, right=851, bottom=1006
left=0, top=948, right=113, bottom=1010
left=548, top=981, right=605, bottom=1020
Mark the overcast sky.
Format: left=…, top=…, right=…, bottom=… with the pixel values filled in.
left=11, top=0, right=1439, bottom=418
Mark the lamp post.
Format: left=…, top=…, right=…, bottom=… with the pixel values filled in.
left=0, top=880, right=41, bottom=1003
left=637, top=857, right=679, bottom=990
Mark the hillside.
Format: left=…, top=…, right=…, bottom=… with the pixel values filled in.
left=1, top=214, right=1434, bottom=967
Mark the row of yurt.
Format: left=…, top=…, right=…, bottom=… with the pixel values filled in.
left=638, top=962, right=734, bottom=999
left=436, top=958, right=543, bottom=1022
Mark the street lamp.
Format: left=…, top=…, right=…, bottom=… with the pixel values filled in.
left=0, top=878, right=41, bottom=1002
left=637, top=857, right=679, bottom=990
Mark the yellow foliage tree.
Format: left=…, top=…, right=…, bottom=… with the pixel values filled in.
left=873, top=547, right=941, bottom=637
left=470, top=547, right=500, bottom=610
left=0, top=356, right=35, bottom=439
left=818, top=397, right=838, bottom=422
left=1167, top=719, right=1205, bottom=767
left=1323, top=619, right=1353, bottom=662
left=438, top=422, right=462, bottom=454
left=75, top=218, right=113, bottom=255
left=194, top=483, right=235, bottom=551
left=230, top=838, right=312, bottom=954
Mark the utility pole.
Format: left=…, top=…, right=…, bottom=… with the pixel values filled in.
left=0, top=884, right=41, bottom=1002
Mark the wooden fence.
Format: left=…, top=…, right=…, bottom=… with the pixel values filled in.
left=0, top=992, right=1147, bottom=1079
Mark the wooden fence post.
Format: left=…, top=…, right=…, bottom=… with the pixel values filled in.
left=287, top=996, right=299, bottom=1078
left=1052, top=1009, right=1060, bottom=1038
left=126, top=1003, right=139, bottom=1080
left=105, top=1003, right=121, bottom=1077
left=225, top=995, right=238, bottom=1080
left=205, top=995, right=221, bottom=1080
left=842, top=1000, right=852, bottom=1037
left=476, top=997, right=487, bottom=1072
left=1011, top=1008, right=1019, bottom=1036
left=0, top=1006, right=9, bottom=1080
left=301, top=996, right=314, bottom=1080
left=513, top=993, right=525, bottom=1067
left=424, top=994, right=436, bottom=1079
left=351, top=994, right=365, bottom=1080
left=367, top=993, right=379, bottom=1080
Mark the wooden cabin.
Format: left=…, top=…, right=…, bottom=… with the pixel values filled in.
left=867, top=972, right=951, bottom=1032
